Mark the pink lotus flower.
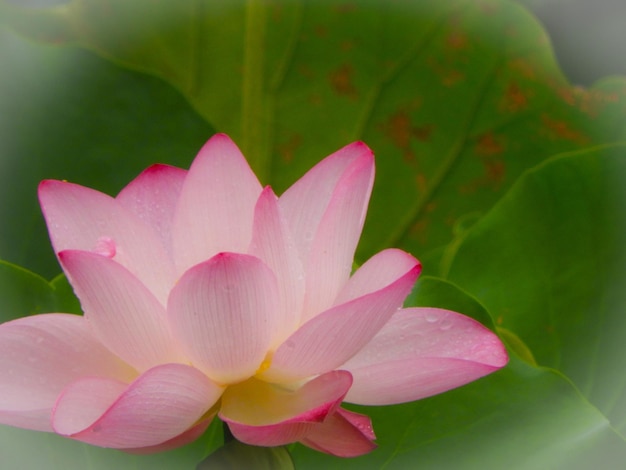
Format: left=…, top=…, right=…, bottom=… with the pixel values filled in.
left=0, top=134, right=507, bottom=457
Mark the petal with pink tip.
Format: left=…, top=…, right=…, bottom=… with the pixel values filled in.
left=116, top=164, right=187, bottom=259
left=220, top=371, right=352, bottom=446
left=261, top=262, right=420, bottom=383
left=334, top=248, right=420, bottom=305
left=279, top=142, right=373, bottom=264
left=0, top=314, right=134, bottom=432
left=39, top=180, right=174, bottom=303
left=300, top=408, right=376, bottom=457
left=342, top=308, right=509, bottom=405
left=168, top=253, right=278, bottom=384
left=171, top=134, right=263, bottom=274
left=52, top=363, right=222, bottom=448
left=302, top=151, right=375, bottom=317
left=60, top=250, right=180, bottom=372
left=249, top=187, right=305, bottom=346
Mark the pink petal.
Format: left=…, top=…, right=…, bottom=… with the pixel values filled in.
left=334, top=248, right=421, bottom=305
left=168, top=253, right=279, bottom=384
left=342, top=308, right=509, bottom=405
left=171, top=134, right=263, bottom=275
left=123, top=419, right=213, bottom=454
left=0, top=314, right=134, bottom=432
left=39, top=180, right=175, bottom=304
left=59, top=250, right=181, bottom=372
left=52, top=363, right=222, bottom=449
left=220, top=370, right=351, bottom=446
left=279, top=142, right=372, bottom=263
left=301, top=151, right=375, bottom=319
left=261, top=261, right=420, bottom=383
left=279, top=143, right=375, bottom=320
left=300, top=408, right=376, bottom=457
left=116, top=164, right=187, bottom=260
left=248, top=187, right=305, bottom=346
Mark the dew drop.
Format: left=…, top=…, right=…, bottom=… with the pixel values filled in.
left=94, top=236, right=116, bottom=258
left=425, top=311, right=440, bottom=323
left=439, top=320, right=453, bottom=331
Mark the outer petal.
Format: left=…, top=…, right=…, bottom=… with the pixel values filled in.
left=39, top=180, right=174, bottom=304
left=261, top=260, right=420, bottom=383
left=248, top=186, right=305, bottom=346
left=300, top=408, right=376, bottom=457
left=52, top=363, right=222, bottom=449
left=342, top=308, right=509, bottom=405
left=168, top=253, right=279, bottom=384
left=220, top=371, right=352, bottom=446
left=301, top=149, right=375, bottom=319
left=171, top=134, right=263, bottom=274
left=116, top=164, right=187, bottom=260
left=334, top=248, right=420, bottom=305
left=123, top=419, right=213, bottom=454
left=0, top=314, right=134, bottom=432
left=279, top=141, right=372, bottom=265
left=60, top=250, right=181, bottom=372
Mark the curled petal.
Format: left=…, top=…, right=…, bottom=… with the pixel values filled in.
left=168, top=253, right=279, bottom=384
left=116, top=164, right=187, bottom=260
left=261, top=260, right=420, bottom=382
left=0, top=314, right=134, bottom=432
left=59, top=250, right=181, bottom=372
left=52, top=363, right=222, bottom=449
left=220, top=371, right=352, bottom=446
left=342, top=308, right=509, bottom=405
left=171, top=134, right=263, bottom=274
left=300, top=408, right=376, bottom=457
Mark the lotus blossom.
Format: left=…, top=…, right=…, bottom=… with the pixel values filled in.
left=0, top=134, right=507, bottom=457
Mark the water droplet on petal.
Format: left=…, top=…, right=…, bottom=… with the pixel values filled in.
left=425, top=311, right=440, bottom=323
left=94, top=236, right=116, bottom=258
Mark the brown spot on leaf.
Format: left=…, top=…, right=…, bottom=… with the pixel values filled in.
left=415, top=173, right=428, bottom=194
left=329, top=64, right=358, bottom=98
left=541, top=114, right=590, bottom=144
left=379, top=107, right=432, bottom=163
left=502, top=81, right=531, bottom=112
left=278, top=134, right=303, bottom=163
left=314, top=25, right=328, bottom=38
left=341, top=40, right=355, bottom=52
left=475, top=132, right=504, bottom=157
left=446, top=31, right=468, bottom=50
left=508, top=58, right=536, bottom=80
left=409, top=218, right=430, bottom=245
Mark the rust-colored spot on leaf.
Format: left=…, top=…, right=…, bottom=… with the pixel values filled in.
left=414, top=124, right=434, bottom=142
left=508, top=58, right=536, bottom=80
left=341, top=40, right=355, bottom=52
left=475, top=132, right=504, bottom=156
left=329, top=64, right=358, bottom=98
left=309, top=93, right=323, bottom=106
left=415, top=173, right=428, bottom=194
left=446, top=31, right=468, bottom=50
left=409, top=218, right=430, bottom=245
left=314, top=25, right=328, bottom=38
left=541, top=114, right=590, bottom=144
left=297, top=65, right=315, bottom=79
left=379, top=106, right=431, bottom=163
left=501, top=81, right=531, bottom=112
left=278, top=134, right=303, bottom=163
